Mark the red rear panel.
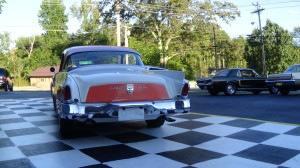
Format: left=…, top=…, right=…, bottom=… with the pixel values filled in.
left=86, top=83, right=169, bottom=103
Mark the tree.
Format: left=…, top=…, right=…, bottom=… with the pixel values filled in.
left=71, top=0, right=110, bottom=45
left=245, top=20, right=297, bottom=74
left=292, top=27, right=300, bottom=47
left=0, top=0, right=5, bottom=14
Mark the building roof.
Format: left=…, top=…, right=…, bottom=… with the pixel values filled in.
left=28, top=66, right=59, bottom=78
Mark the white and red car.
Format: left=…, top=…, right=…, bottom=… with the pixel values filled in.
left=50, top=46, right=190, bottom=135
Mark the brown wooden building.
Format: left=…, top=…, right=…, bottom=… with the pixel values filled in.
left=28, top=66, right=59, bottom=88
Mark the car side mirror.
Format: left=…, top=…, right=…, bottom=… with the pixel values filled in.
left=50, top=67, right=55, bottom=72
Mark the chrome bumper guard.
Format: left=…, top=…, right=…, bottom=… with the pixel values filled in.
left=265, top=80, right=295, bottom=86
left=60, top=98, right=190, bottom=123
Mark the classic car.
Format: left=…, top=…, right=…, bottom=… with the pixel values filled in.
left=197, top=68, right=278, bottom=96
left=50, top=46, right=190, bottom=135
left=0, top=68, right=13, bottom=91
left=266, top=64, right=300, bottom=95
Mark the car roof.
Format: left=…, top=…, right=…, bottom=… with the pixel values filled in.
left=222, top=68, right=254, bottom=71
left=63, top=46, right=140, bottom=56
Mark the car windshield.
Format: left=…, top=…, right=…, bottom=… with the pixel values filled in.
left=65, top=51, right=143, bottom=69
left=284, top=65, right=300, bottom=73
left=0, top=69, right=5, bottom=75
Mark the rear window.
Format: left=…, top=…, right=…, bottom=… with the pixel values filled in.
left=285, top=65, right=300, bottom=73
left=63, top=51, right=143, bottom=70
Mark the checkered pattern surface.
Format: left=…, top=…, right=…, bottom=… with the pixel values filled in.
left=1, top=98, right=300, bottom=168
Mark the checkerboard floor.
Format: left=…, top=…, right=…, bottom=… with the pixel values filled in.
left=1, top=98, right=300, bottom=168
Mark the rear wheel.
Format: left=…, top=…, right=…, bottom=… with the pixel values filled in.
left=4, top=84, right=8, bottom=92
left=9, top=84, right=13, bottom=91
left=208, top=89, right=219, bottom=96
left=59, top=118, right=73, bottom=136
left=279, top=88, right=290, bottom=95
left=252, top=90, right=261, bottom=95
left=146, top=116, right=165, bottom=128
left=224, top=83, right=236, bottom=96
left=268, top=87, right=278, bottom=94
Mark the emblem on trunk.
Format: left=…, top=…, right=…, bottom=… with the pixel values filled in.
left=127, top=84, right=134, bottom=94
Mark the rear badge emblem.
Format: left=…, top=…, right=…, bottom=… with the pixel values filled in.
left=127, top=84, right=134, bottom=94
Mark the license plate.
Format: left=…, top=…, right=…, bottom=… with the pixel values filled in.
left=276, top=83, right=283, bottom=86
left=118, top=108, right=144, bottom=121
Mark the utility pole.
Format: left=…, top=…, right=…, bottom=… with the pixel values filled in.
left=213, top=26, right=219, bottom=72
left=116, top=1, right=121, bottom=46
left=252, top=2, right=266, bottom=75
left=124, top=25, right=130, bottom=47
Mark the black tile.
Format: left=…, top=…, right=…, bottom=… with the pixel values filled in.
left=0, top=118, right=26, bottom=124
left=29, top=104, right=46, bottom=106
left=158, top=147, right=225, bottom=165
left=0, top=158, right=35, bottom=168
left=5, top=127, right=44, bottom=137
left=80, top=164, right=112, bottom=168
left=234, top=144, right=300, bottom=165
left=0, top=111, right=15, bottom=115
left=285, top=127, right=300, bottom=136
left=39, top=108, right=55, bottom=111
left=165, top=131, right=219, bottom=146
left=0, top=138, right=14, bottom=148
left=169, top=121, right=211, bottom=130
left=51, top=130, right=98, bottom=140
left=10, top=107, right=33, bottom=110
left=18, top=112, right=47, bottom=117
left=173, top=114, right=207, bottom=120
left=221, top=119, right=263, bottom=128
left=31, top=120, right=57, bottom=126
left=80, top=144, right=146, bottom=162
left=105, top=131, right=156, bottom=143
left=0, top=106, right=6, bottom=109
left=227, top=129, right=278, bottom=143
left=19, top=141, right=73, bottom=156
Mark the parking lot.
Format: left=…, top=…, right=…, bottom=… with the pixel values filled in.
left=1, top=90, right=300, bottom=168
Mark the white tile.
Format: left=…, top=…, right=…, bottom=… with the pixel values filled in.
left=250, top=123, right=297, bottom=134
left=137, top=124, right=187, bottom=138
left=195, top=137, right=257, bottom=155
left=0, top=122, right=36, bottom=130
left=0, top=108, right=11, bottom=112
left=6, top=105, right=30, bottom=109
left=29, top=150, right=99, bottom=168
left=194, top=116, right=235, bottom=124
left=10, top=133, right=58, bottom=146
left=0, top=114, right=20, bottom=119
left=62, top=136, right=120, bottom=149
left=106, top=154, right=186, bottom=168
left=38, top=125, right=59, bottom=133
left=13, top=109, right=42, bottom=114
left=127, top=138, right=189, bottom=154
left=281, top=153, right=300, bottom=168
left=24, top=115, right=56, bottom=122
left=194, top=124, right=245, bottom=136
left=193, top=155, right=277, bottom=168
left=262, top=134, right=300, bottom=150
left=0, top=131, right=8, bottom=138
left=0, top=147, right=25, bottom=161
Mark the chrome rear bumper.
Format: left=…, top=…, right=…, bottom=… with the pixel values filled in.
left=59, top=98, right=190, bottom=123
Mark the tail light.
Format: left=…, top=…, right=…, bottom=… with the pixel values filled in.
left=3, top=76, right=7, bottom=82
left=64, top=85, right=71, bottom=100
left=181, top=83, right=189, bottom=96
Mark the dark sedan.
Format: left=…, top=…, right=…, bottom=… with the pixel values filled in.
left=197, top=68, right=278, bottom=96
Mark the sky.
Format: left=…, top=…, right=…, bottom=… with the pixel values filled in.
left=0, top=0, right=299, bottom=43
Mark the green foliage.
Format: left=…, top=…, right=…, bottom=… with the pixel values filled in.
left=245, top=20, right=298, bottom=74
left=0, top=0, right=5, bottom=14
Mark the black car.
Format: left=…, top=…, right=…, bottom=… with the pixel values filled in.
left=197, top=68, right=278, bottom=96
left=0, top=68, right=13, bottom=91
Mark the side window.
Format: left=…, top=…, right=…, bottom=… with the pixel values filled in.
left=123, top=54, right=137, bottom=65
left=228, top=70, right=238, bottom=77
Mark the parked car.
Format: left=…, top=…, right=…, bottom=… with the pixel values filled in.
left=266, top=64, right=300, bottom=95
left=50, top=46, right=190, bottom=135
left=0, top=68, right=13, bottom=91
left=197, top=68, right=278, bottom=96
